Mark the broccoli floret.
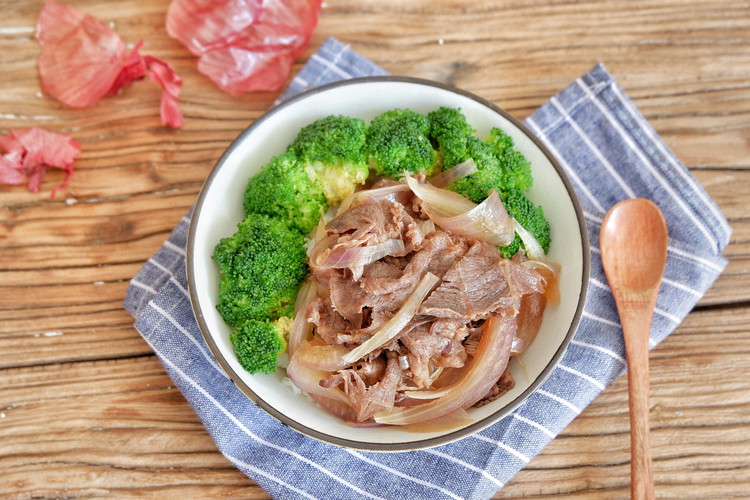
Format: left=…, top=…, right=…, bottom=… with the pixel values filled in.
left=365, top=108, right=438, bottom=179
left=487, top=127, right=533, bottom=192
left=446, top=136, right=506, bottom=203
left=289, top=115, right=370, bottom=205
left=499, top=188, right=551, bottom=259
left=447, top=128, right=534, bottom=203
left=243, top=152, right=327, bottom=235
left=425, top=112, right=548, bottom=258
left=428, top=107, right=475, bottom=169
left=213, top=214, right=309, bottom=327
left=230, top=319, right=286, bottom=374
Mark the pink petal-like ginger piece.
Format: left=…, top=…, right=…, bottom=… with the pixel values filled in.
left=144, top=55, right=184, bottom=128
left=36, top=0, right=127, bottom=107
left=0, top=128, right=81, bottom=197
left=166, top=0, right=322, bottom=95
left=36, top=1, right=184, bottom=127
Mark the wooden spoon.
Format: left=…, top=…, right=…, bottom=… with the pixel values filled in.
left=600, top=198, right=668, bottom=500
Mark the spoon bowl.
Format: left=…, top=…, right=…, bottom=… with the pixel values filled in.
left=600, top=198, right=668, bottom=500
left=600, top=201, right=668, bottom=293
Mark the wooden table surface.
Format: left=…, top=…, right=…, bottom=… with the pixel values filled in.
left=2, top=0, right=749, bottom=498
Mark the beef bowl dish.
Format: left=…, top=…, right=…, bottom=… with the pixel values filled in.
left=187, top=77, right=590, bottom=451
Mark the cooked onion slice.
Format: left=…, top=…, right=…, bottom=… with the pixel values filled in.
left=423, top=190, right=514, bottom=246
left=404, top=173, right=514, bottom=246
left=403, top=387, right=448, bottom=400
left=307, top=234, right=329, bottom=262
left=288, top=280, right=316, bottom=357
left=307, top=393, right=358, bottom=423
left=295, top=340, right=351, bottom=372
left=307, top=206, right=336, bottom=248
left=373, top=315, right=516, bottom=425
left=513, top=292, right=547, bottom=354
left=342, top=272, right=440, bottom=364
left=286, top=355, right=350, bottom=405
left=523, top=259, right=560, bottom=304
left=513, top=219, right=546, bottom=261
left=429, top=159, right=478, bottom=188
left=419, top=218, right=436, bottom=236
left=404, top=172, right=476, bottom=214
left=337, top=183, right=412, bottom=215
left=323, top=238, right=405, bottom=269
left=402, top=407, right=474, bottom=433
left=398, top=355, right=410, bottom=370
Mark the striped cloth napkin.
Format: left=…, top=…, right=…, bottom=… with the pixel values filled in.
left=124, top=36, right=731, bottom=499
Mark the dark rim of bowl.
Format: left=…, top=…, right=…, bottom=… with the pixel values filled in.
left=187, top=75, right=591, bottom=452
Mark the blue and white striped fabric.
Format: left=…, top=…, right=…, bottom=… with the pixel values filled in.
left=124, top=37, right=731, bottom=499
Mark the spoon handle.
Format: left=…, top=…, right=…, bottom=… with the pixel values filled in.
left=618, top=298, right=656, bottom=500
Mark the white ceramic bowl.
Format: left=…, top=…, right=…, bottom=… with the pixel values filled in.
left=187, top=77, right=589, bottom=451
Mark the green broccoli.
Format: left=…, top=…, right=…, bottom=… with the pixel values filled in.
left=242, top=152, right=327, bottom=235
left=230, top=319, right=286, bottom=374
left=288, top=115, right=370, bottom=205
left=445, top=127, right=534, bottom=203
left=447, top=136, right=506, bottom=203
left=487, top=127, right=533, bottom=192
left=427, top=106, right=475, bottom=169
left=364, top=108, right=439, bottom=179
left=499, top=188, right=551, bottom=259
left=213, top=214, right=309, bottom=328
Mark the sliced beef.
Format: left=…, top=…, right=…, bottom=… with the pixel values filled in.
left=325, top=199, right=390, bottom=246
left=325, top=234, right=454, bottom=329
left=327, top=272, right=371, bottom=327
left=326, top=199, right=423, bottom=253
left=429, top=318, right=470, bottom=342
left=304, top=193, right=549, bottom=423
left=359, top=231, right=466, bottom=296
left=374, top=179, right=423, bottom=219
left=308, top=297, right=361, bottom=345
left=315, top=199, right=424, bottom=280
left=473, top=370, right=516, bottom=408
left=419, top=240, right=545, bottom=321
left=325, top=351, right=404, bottom=422
left=502, top=257, right=548, bottom=296
left=370, top=178, right=403, bottom=189
left=387, top=200, right=424, bottom=254
left=425, top=232, right=470, bottom=278
left=360, top=260, right=403, bottom=282
left=321, top=355, right=387, bottom=389
left=401, top=326, right=467, bottom=389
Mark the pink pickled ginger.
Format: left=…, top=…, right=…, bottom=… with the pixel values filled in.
left=36, top=0, right=183, bottom=128
left=166, top=0, right=322, bottom=95
left=0, top=128, right=81, bottom=198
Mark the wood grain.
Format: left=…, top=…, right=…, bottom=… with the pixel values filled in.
left=1, top=0, right=749, bottom=498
